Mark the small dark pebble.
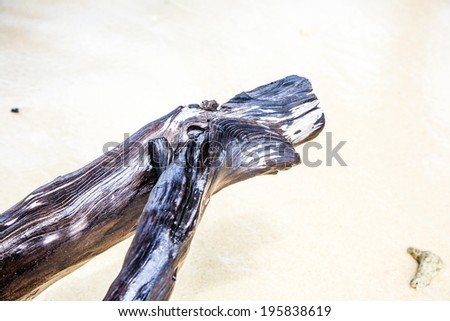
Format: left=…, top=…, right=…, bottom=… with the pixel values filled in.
left=11, top=108, right=20, bottom=113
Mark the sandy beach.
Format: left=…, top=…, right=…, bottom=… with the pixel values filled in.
left=1, top=0, right=449, bottom=300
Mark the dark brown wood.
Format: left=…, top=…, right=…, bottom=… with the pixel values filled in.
left=104, top=119, right=302, bottom=300
left=0, top=75, right=324, bottom=300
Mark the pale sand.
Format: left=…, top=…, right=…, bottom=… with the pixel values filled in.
left=0, top=0, right=449, bottom=300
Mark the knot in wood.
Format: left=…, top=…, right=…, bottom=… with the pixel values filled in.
left=201, top=100, right=219, bottom=111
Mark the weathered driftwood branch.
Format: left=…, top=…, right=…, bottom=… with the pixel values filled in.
left=0, top=75, right=324, bottom=300
left=104, top=119, right=302, bottom=300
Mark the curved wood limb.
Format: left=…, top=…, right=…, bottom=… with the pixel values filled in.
left=0, top=75, right=324, bottom=300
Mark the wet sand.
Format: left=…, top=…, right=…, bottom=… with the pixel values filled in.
left=0, top=0, right=449, bottom=300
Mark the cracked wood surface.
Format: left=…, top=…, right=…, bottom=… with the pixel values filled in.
left=0, top=75, right=324, bottom=300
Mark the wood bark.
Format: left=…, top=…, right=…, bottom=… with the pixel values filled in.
left=0, top=75, right=324, bottom=300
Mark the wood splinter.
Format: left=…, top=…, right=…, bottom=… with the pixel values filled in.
left=407, top=247, right=444, bottom=289
left=0, top=75, right=325, bottom=300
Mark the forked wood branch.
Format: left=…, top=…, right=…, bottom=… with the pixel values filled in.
left=0, top=75, right=324, bottom=300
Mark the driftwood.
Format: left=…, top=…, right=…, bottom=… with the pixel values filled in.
left=0, top=75, right=324, bottom=300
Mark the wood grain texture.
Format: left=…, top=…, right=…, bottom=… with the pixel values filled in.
left=0, top=75, right=324, bottom=300
left=104, top=119, right=302, bottom=300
